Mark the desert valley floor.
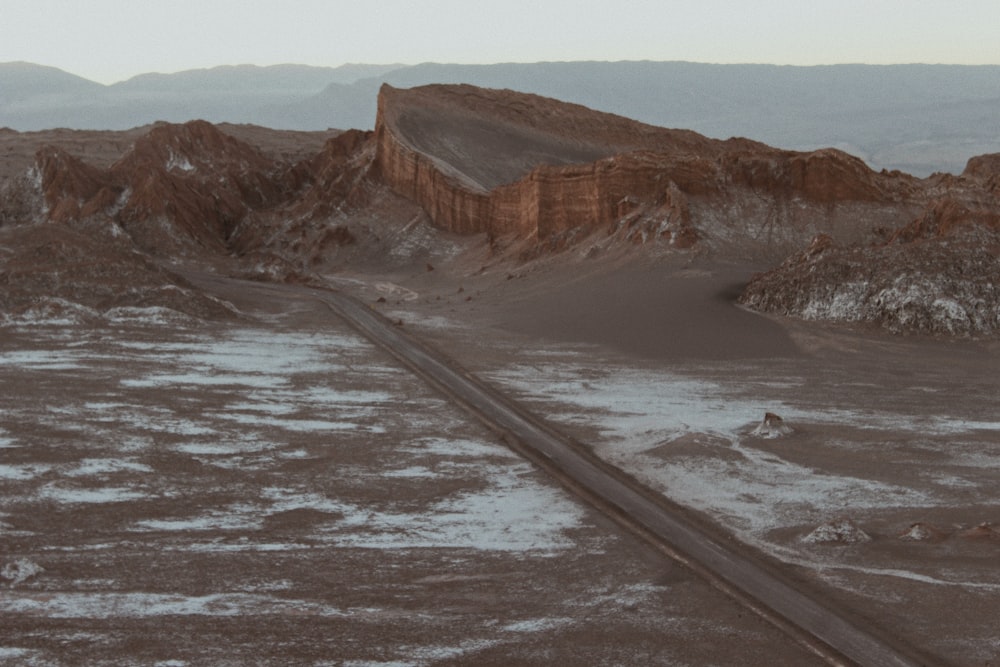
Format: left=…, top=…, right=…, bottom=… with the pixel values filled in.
left=2, top=249, right=999, bottom=666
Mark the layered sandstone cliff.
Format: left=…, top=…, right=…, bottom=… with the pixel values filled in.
left=373, top=83, right=729, bottom=241
left=372, top=83, right=927, bottom=254
left=373, top=83, right=1000, bottom=335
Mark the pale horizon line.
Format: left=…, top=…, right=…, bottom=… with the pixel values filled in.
left=6, top=58, right=1000, bottom=87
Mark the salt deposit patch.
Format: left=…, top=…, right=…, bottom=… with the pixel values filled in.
left=235, top=386, right=399, bottom=411
left=331, top=465, right=584, bottom=552
left=402, top=437, right=519, bottom=460
left=122, top=371, right=288, bottom=389
left=0, top=299, right=98, bottom=327
left=0, top=349, right=92, bottom=370
left=502, top=617, right=574, bottom=633
left=225, top=400, right=298, bottom=415
left=631, top=443, right=931, bottom=534
left=174, top=439, right=277, bottom=457
left=116, top=329, right=385, bottom=392
left=382, top=466, right=440, bottom=479
left=1, top=558, right=44, bottom=584
left=930, top=474, right=979, bottom=489
left=37, top=485, right=151, bottom=504
left=83, top=401, right=137, bottom=412
left=491, top=361, right=1000, bottom=449
left=489, top=360, right=937, bottom=537
left=404, top=639, right=502, bottom=663
left=385, top=310, right=467, bottom=332
left=582, top=582, right=664, bottom=609
left=0, top=648, right=39, bottom=660
left=166, top=151, right=195, bottom=172
left=104, top=306, right=196, bottom=327
left=0, top=463, right=52, bottom=480
left=183, top=330, right=373, bottom=370
left=0, top=592, right=347, bottom=618
left=135, top=508, right=263, bottom=532
left=260, top=487, right=352, bottom=515
left=300, top=387, right=396, bottom=405
left=63, top=458, right=153, bottom=477
left=214, top=412, right=384, bottom=433
left=126, top=461, right=585, bottom=553
left=488, top=363, right=767, bottom=453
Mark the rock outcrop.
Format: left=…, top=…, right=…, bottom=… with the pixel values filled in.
left=0, top=218, right=238, bottom=322
left=0, top=121, right=380, bottom=318
left=373, top=83, right=926, bottom=256
left=376, top=83, right=1000, bottom=337
left=802, top=518, right=872, bottom=545
left=751, top=412, right=793, bottom=439
left=6, top=120, right=378, bottom=257
left=740, top=154, right=1000, bottom=336
left=5, top=83, right=1000, bottom=337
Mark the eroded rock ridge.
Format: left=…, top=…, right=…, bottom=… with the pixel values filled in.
left=3, top=82, right=1000, bottom=335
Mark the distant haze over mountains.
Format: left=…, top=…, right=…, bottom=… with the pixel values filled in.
left=2, top=60, right=999, bottom=177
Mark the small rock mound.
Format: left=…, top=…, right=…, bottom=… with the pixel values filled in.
left=898, top=522, right=947, bottom=542
left=751, top=412, right=793, bottom=438
left=802, top=518, right=872, bottom=544
left=957, top=522, right=1000, bottom=541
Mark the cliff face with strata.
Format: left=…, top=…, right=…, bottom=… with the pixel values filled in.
left=373, top=83, right=1000, bottom=335
left=372, top=83, right=930, bottom=255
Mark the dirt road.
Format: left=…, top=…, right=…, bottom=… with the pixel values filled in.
left=314, top=284, right=933, bottom=667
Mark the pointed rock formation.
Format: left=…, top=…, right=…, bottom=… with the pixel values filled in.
left=898, top=522, right=947, bottom=543
left=1, top=121, right=379, bottom=318
left=751, top=412, right=793, bottom=438
left=958, top=522, right=1000, bottom=541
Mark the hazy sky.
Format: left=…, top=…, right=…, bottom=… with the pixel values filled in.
left=3, top=0, right=999, bottom=84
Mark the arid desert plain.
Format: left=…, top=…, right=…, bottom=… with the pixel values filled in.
left=2, top=81, right=1000, bottom=666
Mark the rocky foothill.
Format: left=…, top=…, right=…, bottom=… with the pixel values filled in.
left=2, top=82, right=1000, bottom=335
left=738, top=169, right=1000, bottom=336
left=0, top=120, right=385, bottom=321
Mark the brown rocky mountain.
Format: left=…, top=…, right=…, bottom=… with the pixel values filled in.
left=2, top=82, right=1000, bottom=334
left=373, top=84, right=939, bottom=259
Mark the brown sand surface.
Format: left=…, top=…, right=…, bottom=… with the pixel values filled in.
left=346, top=246, right=1000, bottom=665
left=485, top=258, right=799, bottom=360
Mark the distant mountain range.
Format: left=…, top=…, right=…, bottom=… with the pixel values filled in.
left=2, top=60, right=999, bottom=176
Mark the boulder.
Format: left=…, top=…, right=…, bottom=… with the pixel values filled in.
left=802, top=518, right=872, bottom=544
left=751, top=412, right=793, bottom=438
